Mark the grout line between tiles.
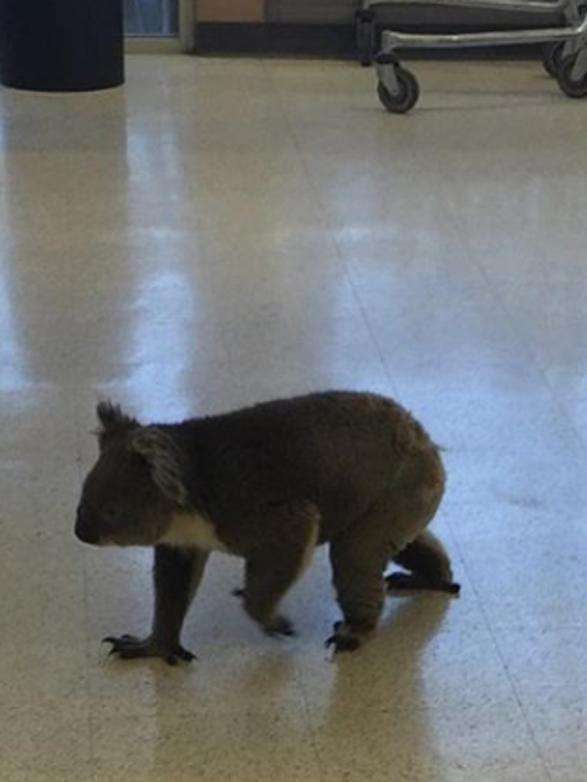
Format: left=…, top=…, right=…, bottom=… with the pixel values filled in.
left=441, top=210, right=580, bottom=782
left=454, top=235, right=587, bottom=461
left=292, top=661, right=330, bottom=782
left=261, top=59, right=558, bottom=781
left=447, top=519, right=555, bottom=782
left=258, top=59, right=400, bottom=399
left=256, top=60, right=350, bottom=782
left=427, top=159, right=562, bottom=782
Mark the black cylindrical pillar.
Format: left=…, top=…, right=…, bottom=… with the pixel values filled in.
left=0, top=0, right=124, bottom=92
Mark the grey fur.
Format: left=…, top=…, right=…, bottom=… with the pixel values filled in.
left=129, top=427, right=189, bottom=508
left=75, top=391, right=459, bottom=663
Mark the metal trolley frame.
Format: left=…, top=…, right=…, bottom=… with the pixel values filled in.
left=356, top=0, right=587, bottom=112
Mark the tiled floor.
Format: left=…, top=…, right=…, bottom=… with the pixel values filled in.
left=0, top=55, right=585, bottom=781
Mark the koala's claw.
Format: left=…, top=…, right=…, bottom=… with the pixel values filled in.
left=325, top=622, right=363, bottom=653
left=102, top=635, right=196, bottom=666
left=385, top=572, right=461, bottom=595
left=263, top=615, right=296, bottom=638
left=172, top=646, right=197, bottom=663
left=325, top=633, right=361, bottom=653
left=232, top=587, right=246, bottom=598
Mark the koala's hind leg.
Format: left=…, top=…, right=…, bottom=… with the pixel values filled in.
left=327, top=514, right=390, bottom=653
left=328, top=449, right=447, bottom=652
left=386, top=530, right=460, bottom=595
left=241, top=501, right=319, bottom=637
left=104, top=545, right=209, bottom=666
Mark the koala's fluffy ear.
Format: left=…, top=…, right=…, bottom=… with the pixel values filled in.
left=95, top=401, right=139, bottom=450
left=129, top=427, right=189, bottom=508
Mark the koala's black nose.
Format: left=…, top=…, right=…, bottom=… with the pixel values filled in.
left=75, top=506, right=99, bottom=545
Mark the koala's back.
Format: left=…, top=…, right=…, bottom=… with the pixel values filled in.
left=174, top=392, right=440, bottom=541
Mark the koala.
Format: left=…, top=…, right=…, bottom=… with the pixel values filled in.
left=75, top=391, right=459, bottom=665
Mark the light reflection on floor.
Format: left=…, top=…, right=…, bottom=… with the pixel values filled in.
left=0, top=55, right=585, bottom=782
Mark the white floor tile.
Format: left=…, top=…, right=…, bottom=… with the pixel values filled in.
left=0, top=53, right=583, bottom=781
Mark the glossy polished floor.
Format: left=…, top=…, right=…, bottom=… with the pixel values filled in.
left=1, top=55, right=586, bottom=782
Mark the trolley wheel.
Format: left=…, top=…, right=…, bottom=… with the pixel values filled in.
left=377, top=68, right=419, bottom=114
left=556, top=54, right=587, bottom=98
left=542, top=42, right=564, bottom=77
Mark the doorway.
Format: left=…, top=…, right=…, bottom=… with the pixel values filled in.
left=124, top=0, right=179, bottom=36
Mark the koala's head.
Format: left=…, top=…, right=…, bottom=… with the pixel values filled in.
left=74, top=402, right=189, bottom=547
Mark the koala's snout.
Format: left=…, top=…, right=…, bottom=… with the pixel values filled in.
left=75, top=505, right=100, bottom=545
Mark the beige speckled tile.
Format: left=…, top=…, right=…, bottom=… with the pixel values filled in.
left=440, top=437, right=587, bottom=511
left=401, top=387, right=578, bottom=456
left=0, top=388, right=77, bottom=463
left=225, top=310, right=392, bottom=404
left=4, top=773, right=91, bottom=782
left=90, top=708, right=321, bottom=782
left=296, top=608, right=549, bottom=782
left=313, top=713, right=548, bottom=782
left=495, top=627, right=587, bottom=782
left=0, top=698, right=91, bottom=780
left=2, top=53, right=587, bottom=782
left=0, top=649, right=91, bottom=778
left=444, top=497, right=584, bottom=546
left=0, top=533, right=86, bottom=646
left=457, top=530, right=587, bottom=631
left=555, top=394, right=587, bottom=452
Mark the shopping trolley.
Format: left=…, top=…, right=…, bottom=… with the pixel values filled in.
left=356, top=0, right=587, bottom=112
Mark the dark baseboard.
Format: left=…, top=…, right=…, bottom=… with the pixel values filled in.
left=195, top=22, right=355, bottom=57
left=194, top=22, right=547, bottom=59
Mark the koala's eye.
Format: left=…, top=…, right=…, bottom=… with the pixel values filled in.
left=102, top=503, right=120, bottom=523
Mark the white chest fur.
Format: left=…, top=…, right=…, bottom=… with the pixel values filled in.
left=161, top=512, right=229, bottom=552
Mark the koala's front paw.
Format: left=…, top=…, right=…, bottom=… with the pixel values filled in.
left=263, top=615, right=296, bottom=638
left=325, top=621, right=364, bottom=653
left=103, top=634, right=196, bottom=666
